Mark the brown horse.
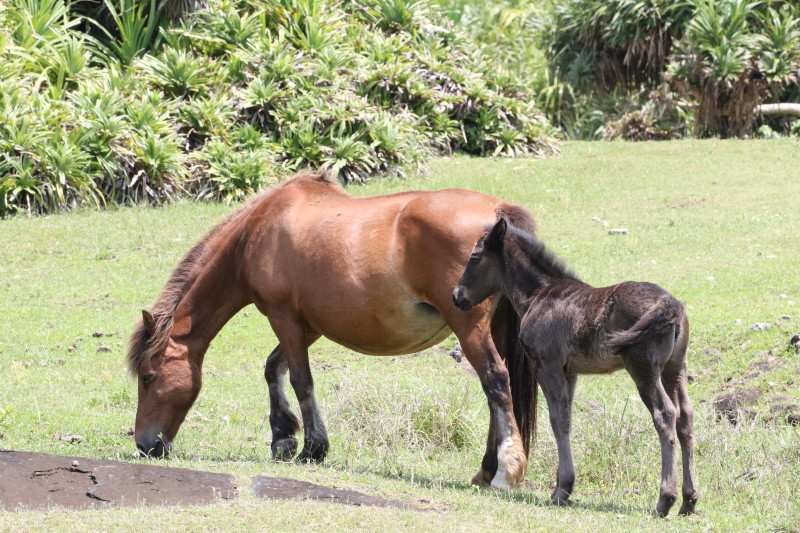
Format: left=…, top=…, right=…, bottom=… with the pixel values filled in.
left=452, top=218, right=698, bottom=517
left=127, top=171, right=537, bottom=489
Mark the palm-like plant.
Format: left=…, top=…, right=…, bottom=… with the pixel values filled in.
left=668, top=0, right=799, bottom=137
left=136, top=47, right=216, bottom=97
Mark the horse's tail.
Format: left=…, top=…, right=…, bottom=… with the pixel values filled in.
left=495, top=298, right=538, bottom=457
left=605, top=293, right=684, bottom=351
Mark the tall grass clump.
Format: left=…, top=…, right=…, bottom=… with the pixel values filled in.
left=325, top=370, right=484, bottom=476
left=0, top=0, right=558, bottom=216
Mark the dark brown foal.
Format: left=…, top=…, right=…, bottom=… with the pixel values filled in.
left=453, top=218, right=698, bottom=517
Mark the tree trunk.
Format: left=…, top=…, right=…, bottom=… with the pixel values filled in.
left=755, top=103, right=800, bottom=117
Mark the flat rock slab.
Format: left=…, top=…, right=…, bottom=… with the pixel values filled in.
left=0, top=450, right=237, bottom=510
left=252, top=476, right=418, bottom=510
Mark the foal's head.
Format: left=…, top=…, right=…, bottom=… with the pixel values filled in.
left=453, top=218, right=507, bottom=310
left=128, top=309, right=201, bottom=458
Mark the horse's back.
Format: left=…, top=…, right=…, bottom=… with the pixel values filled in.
left=237, top=176, right=525, bottom=355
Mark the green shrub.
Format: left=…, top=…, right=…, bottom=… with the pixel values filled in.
left=0, top=0, right=558, bottom=216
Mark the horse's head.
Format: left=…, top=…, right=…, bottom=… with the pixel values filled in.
left=453, top=217, right=507, bottom=311
left=130, top=310, right=201, bottom=458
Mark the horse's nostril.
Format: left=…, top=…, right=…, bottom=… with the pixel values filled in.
left=136, top=442, right=149, bottom=458
left=136, top=439, right=169, bottom=458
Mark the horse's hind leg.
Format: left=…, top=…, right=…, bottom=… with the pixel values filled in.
left=265, top=344, right=301, bottom=461
left=453, top=325, right=527, bottom=489
left=472, top=303, right=517, bottom=487
left=662, top=341, right=699, bottom=514
left=472, top=412, right=498, bottom=487
left=627, top=352, right=679, bottom=517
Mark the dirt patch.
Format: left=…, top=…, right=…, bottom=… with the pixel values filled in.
left=714, top=389, right=760, bottom=425
left=0, top=450, right=237, bottom=510
left=252, top=476, right=419, bottom=510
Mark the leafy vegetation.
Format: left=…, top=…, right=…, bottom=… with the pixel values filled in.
left=0, top=0, right=557, bottom=215
left=537, top=0, right=800, bottom=139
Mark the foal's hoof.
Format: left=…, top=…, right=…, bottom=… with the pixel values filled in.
left=471, top=469, right=493, bottom=488
left=550, top=490, right=571, bottom=507
left=678, top=493, right=698, bottom=515
left=271, top=438, right=298, bottom=462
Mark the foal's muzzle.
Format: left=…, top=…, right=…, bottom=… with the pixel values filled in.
left=136, top=438, right=170, bottom=459
left=453, top=287, right=473, bottom=311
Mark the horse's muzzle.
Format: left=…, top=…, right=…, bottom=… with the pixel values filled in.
left=452, top=287, right=473, bottom=311
left=136, top=438, right=170, bottom=459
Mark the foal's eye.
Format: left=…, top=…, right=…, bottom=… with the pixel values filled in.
left=141, top=373, right=156, bottom=385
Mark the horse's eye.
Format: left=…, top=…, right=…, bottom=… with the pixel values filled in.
left=469, top=256, right=480, bottom=265
left=142, top=373, right=156, bottom=385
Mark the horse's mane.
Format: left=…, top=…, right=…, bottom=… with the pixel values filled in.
left=506, top=225, right=580, bottom=282
left=126, top=170, right=338, bottom=375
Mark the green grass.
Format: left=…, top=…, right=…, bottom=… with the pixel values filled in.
left=1, top=140, right=799, bottom=531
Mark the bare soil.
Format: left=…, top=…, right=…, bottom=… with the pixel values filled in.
left=252, top=476, right=418, bottom=510
left=0, top=450, right=237, bottom=510
left=0, top=450, right=419, bottom=512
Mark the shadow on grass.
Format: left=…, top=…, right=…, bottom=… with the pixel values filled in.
left=314, top=459, right=649, bottom=517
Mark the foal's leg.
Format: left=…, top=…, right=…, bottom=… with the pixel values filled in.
left=538, top=365, right=577, bottom=505
left=663, top=358, right=699, bottom=515
left=628, top=362, right=679, bottom=517
left=265, top=344, right=300, bottom=460
left=266, top=310, right=327, bottom=463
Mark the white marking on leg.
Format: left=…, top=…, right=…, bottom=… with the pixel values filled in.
left=490, top=436, right=514, bottom=490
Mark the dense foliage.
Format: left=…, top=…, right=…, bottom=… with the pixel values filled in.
left=537, top=0, right=800, bottom=139
left=0, top=0, right=557, bottom=215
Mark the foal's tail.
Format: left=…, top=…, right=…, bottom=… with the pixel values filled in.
left=496, top=298, right=538, bottom=456
left=605, top=293, right=684, bottom=351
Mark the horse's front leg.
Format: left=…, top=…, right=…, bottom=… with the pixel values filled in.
left=538, top=365, right=577, bottom=506
left=265, top=309, right=327, bottom=463
left=265, top=344, right=300, bottom=460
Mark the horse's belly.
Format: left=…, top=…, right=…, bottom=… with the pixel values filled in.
left=309, top=300, right=451, bottom=356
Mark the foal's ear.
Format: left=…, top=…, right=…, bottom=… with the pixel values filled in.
left=142, top=310, right=156, bottom=336
left=488, top=218, right=507, bottom=246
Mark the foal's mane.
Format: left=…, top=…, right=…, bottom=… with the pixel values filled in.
left=126, top=170, right=339, bottom=375
left=506, top=226, right=580, bottom=282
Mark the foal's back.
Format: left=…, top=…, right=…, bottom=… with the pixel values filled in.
left=519, top=279, right=687, bottom=375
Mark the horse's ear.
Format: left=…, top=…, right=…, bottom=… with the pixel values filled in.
left=488, top=218, right=507, bottom=246
left=142, top=310, right=156, bottom=336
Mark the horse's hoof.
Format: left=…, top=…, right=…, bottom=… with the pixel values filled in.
left=271, top=438, right=298, bottom=461
left=471, top=469, right=493, bottom=488
left=296, top=450, right=323, bottom=464
left=296, top=441, right=328, bottom=464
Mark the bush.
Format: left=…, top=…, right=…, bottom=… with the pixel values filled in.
left=536, top=0, right=800, bottom=139
left=0, top=0, right=558, bottom=215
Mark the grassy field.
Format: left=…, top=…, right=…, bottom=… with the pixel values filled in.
left=1, top=140, right=799, bottom=531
